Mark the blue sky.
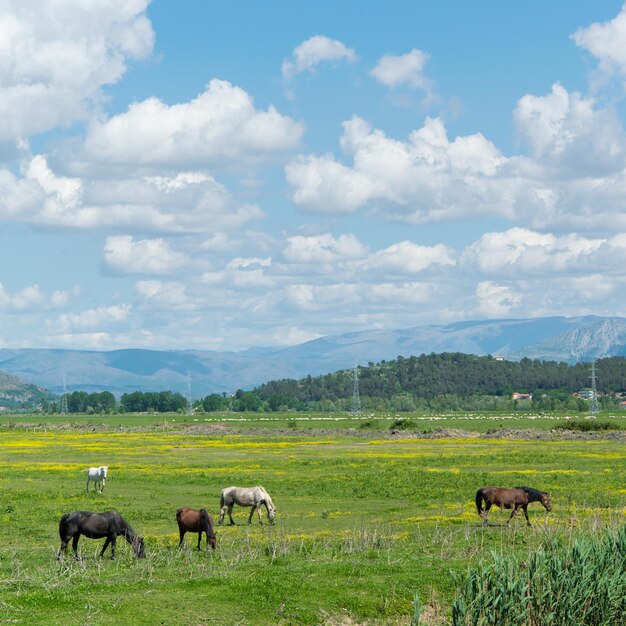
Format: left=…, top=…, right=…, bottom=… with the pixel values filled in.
left=1, top=0, right=626, bottom=351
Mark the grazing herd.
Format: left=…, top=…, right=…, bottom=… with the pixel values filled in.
left=56, top=466, right=552, bottom=560
left=57, top=468, right=278, bottom=560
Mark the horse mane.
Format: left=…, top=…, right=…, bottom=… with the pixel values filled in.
left=515, top=486, right=547, bottom=501
left=257, top=486, right=275, bottom=508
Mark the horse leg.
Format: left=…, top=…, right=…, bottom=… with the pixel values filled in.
left=227, top=504, right=235, bottom=525
left=72, top=534, right=81, bottom=560
left=86, top=477, right=90, bottom=492
left=57, top=540, right=68, bottom=561
left=109, top=535, right=117, bottom=560
left=482, top=502, right=492, bottom=525
left=523, top=505, right=531, bottom=526
left=178, top=529, right=185, bottom=548
left=507, top=506, right=519, bottom=525
left=197, top=532, right=202, bottom=551
left=100, top=536, right=112, bottom=557
left=248, top=505, right=255, bottom=525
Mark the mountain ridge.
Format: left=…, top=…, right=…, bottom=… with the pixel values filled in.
left=1, top=315, right=624, bottom=397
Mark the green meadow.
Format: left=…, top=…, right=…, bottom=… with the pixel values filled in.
left=0, top=415, right=624, bottom=625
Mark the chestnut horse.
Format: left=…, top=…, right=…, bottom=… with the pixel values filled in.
left=176, top=507, right=216, bottom=551
left=476, top=486, right=552, bottom=526
left=57, top=510, right=145, bottom=560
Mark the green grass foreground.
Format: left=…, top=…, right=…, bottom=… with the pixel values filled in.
left=0, top=417, right=624, bottom=625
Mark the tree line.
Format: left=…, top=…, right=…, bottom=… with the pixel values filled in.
left=40, top=353, right=626, bottom=414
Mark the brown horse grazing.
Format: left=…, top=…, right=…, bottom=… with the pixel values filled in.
left=57, top=510, right=145, bottom=560
left=476, top=486, right=552, bottom=526
left=176, top=507, right=217, bottom=551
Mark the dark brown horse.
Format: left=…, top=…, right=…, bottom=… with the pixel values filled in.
left=476, top=486, right=552, bottom=526
left=57, top=510, right=146, bottom=560
left=176, top=507, right=217, bottom=551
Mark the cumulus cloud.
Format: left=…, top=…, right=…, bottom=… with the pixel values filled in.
left=0, top=160, right=264, bottom=233
left=283, top=233, right=368, bottom=263
left=572, top=4, right=626, bottom=75
left=474, top=281, right=522, bottom=317
left=461, top=227, right=626, bottom=278
left=364, top=241, right=455, bottom=273
left=513, top=83, right=625, bottom=175
left=287, top=115, right=509, bottom=221
left=370, top=49, right=431, bottom=90
left=47, top=304, right=131, bottom=333
left=0, top=282, right=76, bottom=312
left=135, top=280, right=193, bottom=308
left=282, top=35, right=356, bottom=79
left=103, top=236, right=189, bottom=275
left=80, top=79, right=303, bottom=169
left=286, top=83, right=626, bottom=231
left=0, top=283, right=44, bottom=310
left=285, top=152, right=380, bottom=214
left=0, top=0, right=154, bottom=141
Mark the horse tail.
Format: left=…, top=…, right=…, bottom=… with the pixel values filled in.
left=58, top=513, right=70, bottom=539
left=475, top=488, right=484, bottom=515
left=219, top=490, right=225, bottom=510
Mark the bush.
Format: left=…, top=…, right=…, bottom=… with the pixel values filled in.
left=555, top=419, right=623, bottom=432
left=450, top=527, right=626, bottom=625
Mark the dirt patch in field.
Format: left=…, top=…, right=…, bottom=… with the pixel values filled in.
left=2, top=421, right=625, bottom=441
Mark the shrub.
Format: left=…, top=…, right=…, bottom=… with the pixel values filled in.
left=555, top=419, right=623, bottom=432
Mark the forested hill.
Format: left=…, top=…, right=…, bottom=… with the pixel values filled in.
left=254, top=354, right=626, bottom=403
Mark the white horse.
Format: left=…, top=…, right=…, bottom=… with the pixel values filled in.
left=218, top=485, right=276, bottom=525
left=86, top=466, right=108, bottom=493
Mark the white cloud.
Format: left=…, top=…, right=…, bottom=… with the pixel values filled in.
left=0, top=159, right=264, bottom=233
left=0, top=0, right=154, bottom=141
left=282, top=35, right=356, bottom=79
left=364, top=241, right=455, bottom=273
left=462, top=228, right=605, bottom=275
left=370, top=49, right=431, bottom=90
left=572, top=4, right=626, bottom=74
left=461, top=228, right=626, bottom=279
left=283, top=233, right=368, bottom=263
left=287, top=115, right=508, bottom=221
left=513, top=83, right=625, bottom=174
left=135, top=280, right=192, bottom=308
left=80, top=79, right=303, bottom=169
left=228, top=257, right=272, bottom=269
left=286, top=85, right=626, bottom=231
left=48, top=304, right=131, bottom=332
left=474, top=281, right=522, bottom=317
left=285, top=152, right=381, bottom=214
left=103, top=236, right=189, bottom=275
left=0, top=283, right=44, bottom=310
left=0, top=282, right=76, bottom=312
left=368, top=282, right=435, bottom=304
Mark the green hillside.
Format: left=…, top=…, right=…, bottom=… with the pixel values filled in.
left=252, top=353, right=626, bottom=412
left=0, top=370, right=57, bottom=411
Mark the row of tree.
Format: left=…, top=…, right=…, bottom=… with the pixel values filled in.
left=40, top=353, right=626, bottom=414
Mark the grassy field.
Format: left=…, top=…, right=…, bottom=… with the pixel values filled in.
left=0, top=414, right=624, bottom=625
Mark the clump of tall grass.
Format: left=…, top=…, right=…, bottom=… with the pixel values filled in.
left=555, top=419, right=623, bottom=432
left=449, top=526, right=625, bottom=625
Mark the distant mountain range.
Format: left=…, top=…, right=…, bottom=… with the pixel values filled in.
left=1, top=315, right=625, bottom=398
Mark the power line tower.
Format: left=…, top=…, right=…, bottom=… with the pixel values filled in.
left=186, top=369, right=193, bottom=416
left=351, top=364, right=361, bottom=414
left=60, top=373, right=68, bottom=415
left=589, top=360, right=599, bottom=414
